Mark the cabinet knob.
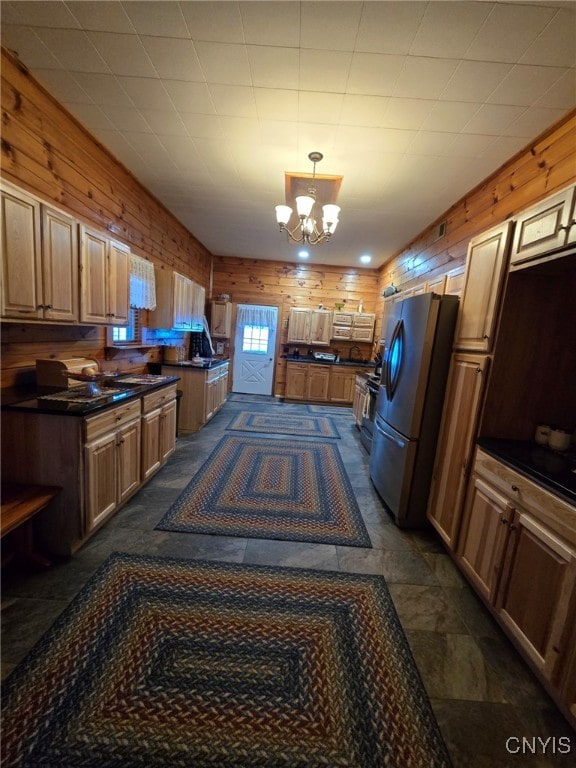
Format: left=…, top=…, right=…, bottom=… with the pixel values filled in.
left=475, top=367, right=482, bottom=374
left=483, top=334, right=489, bottom=340
left=511, top=485, right=519, bottom=492
left=509, top=524, right=517, bottom=531
left=501, top=518, right=509, bottom=525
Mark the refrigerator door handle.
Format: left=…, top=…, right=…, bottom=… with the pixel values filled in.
left=387, top=319, right=404, bottom=401
left=374, top=415, right=407, bottom=449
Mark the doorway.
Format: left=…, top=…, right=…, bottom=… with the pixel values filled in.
left=232, top=305, right=279, bottom=395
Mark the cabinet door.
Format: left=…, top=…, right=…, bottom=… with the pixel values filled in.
left=427, top=353, right=489, bottom=549
left=496, top=512, right=576, bottom=678
left=204, top=379, right=217, bottom=421
left=41, top=205, right=79, bottom=322
left=211, top=300, right=231, bottom=337
left=444, top=265, right=465, bottom=298
left=425, top=275, right=446, bottom=294
left=510, top=186, right=575, bottom=267
left=332, top=325, right=352, bottom=340
left=142, top=408, right=162, bottom=480
left=351, top=326, right=374, bottom=342
left=1, top=187, right=43, bottom=319
left=329, top=369, right=355, bottom=403
left=80, top=226, right=109, bottom=323
left=457, top=476, right=514, bottom=602
left=160, top=400, right=177, bottom=462
left=307, top=365, right=330, bottom=401
left=108, top=239, right=130, bottom=326
left=85, top=431, right=118, bottom=530
left=117, top=418, right=141, bottom=502
left=352, top=377, right=367, bottom=425
left=285, top=362, right=307, bottom=399
left=553, top=589, right=576, bottom=719
left=454, top=221, right=512, bottom=352
left=287, top=308, right=311, bottom=344
left=309, top=310, right=332, bottom=345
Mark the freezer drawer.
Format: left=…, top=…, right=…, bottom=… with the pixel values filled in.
left=369, top=414, right=417, bottom=525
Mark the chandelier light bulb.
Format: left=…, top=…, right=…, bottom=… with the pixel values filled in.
left=275, top=205, right=292, bottom=226
left=295, top=195, right=315, bottom=218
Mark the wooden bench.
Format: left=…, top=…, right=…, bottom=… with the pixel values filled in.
left=1, top=483, right=60, bottom=567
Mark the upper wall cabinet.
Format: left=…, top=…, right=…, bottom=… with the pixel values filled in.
left=80, top=225, right=129, bottom=326
left=453, top=221, right=513, bottom=353
left=1, top=183, right=79, bottom=322
left=148, top=268, right=197, bottom=331
left=211, top=300, right=231, bottom=338
left=510, top=185, right=576, bottom=270
left=287, top=308, right=332, bottom=346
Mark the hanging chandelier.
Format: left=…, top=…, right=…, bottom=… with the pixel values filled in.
left=275, top=152, right=341, bottom=246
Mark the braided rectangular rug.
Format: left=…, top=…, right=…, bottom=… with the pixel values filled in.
left=226, top=411, right=341, bottom=438
left=156, top=435, right=370, bottom=547
left=1, top=553, right=452, bottom=768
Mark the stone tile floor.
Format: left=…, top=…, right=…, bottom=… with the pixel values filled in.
left=2, top=396, right=574, bottom=766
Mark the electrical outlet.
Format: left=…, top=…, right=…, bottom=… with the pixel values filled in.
left=216, top=342, right=224, bottom=354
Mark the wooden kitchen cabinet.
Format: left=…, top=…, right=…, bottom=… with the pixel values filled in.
left=457, top=449, right=576, bottom=698
left=510, top=184, right=576, bottom=269
left=427, top=353, right=490, bottom=550
left=444, top=265, right=465, bottom=297
left=453, top=221, right=512, bottom=352
left=331, top=311, right=375, bottom=342
left=285, top=361, right=308, bottom=400
left=84, top=400, right=141, bottom=531
left=1, top=183, right=79, bottom=322
left=148, top=268, right=195, bottom=331
left=164, top=362, right=228, bottom=432
left=287, top=308, right=332, bottom=346
left=352, top=374, right=368, bottom=426
left=80, top=225, right=130, bottom=325
left=141, top=384, right=177, bottom=480
left=329, top=366, right=367, bottom=404
left=285, top=361, right=330, bottom=401
left=211, top=300, right=232, bottom=337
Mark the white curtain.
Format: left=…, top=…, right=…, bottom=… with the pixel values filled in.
left=237, top=305, right=276, bottom=328
left=130, top=255, right=156, bottom=310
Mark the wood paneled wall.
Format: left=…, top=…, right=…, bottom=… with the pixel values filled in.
left=1, top=47, right=212, bottom=387
left=378, top=110, right=576, bottom=298
left=211, top=257, right=380, bottom=395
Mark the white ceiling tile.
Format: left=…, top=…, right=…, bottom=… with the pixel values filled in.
left=195, top=41, right=252, bottom=86
left=254, top=88, right=299, bottom=121
left=488, top=65, right=570, bottom=107
left=208, top=84, right=257, bottom=117
left=420, top=101, right=481, bottom=132
left=239, top=1, right=299, bottom=47
left=139, top=109, right=188, bottom=136
left=66, top=2, right=135, bottom=33
left=299, top=49, right=353, bottom=93
left=217, top=116, right=260, bottom=144
left=179, top=113, right=223, bottom=139
left=35, top=28, right=110, bottom=73
left=161, top=135, right=204, bottom=165
left=465, top=4, right=556, bottom=64
left=442, top=133, right=496, bottom=158
left=355, top=1, right=426, bottom=55
left=2, top=1, right=80, bottom=28
left=298, top=92, right=343, bottom=124
left=300, top=2, right=362, bottom=52
left=410, top=2, right=491, bottom=58
left=520, top=8, right=576, bottom=67
left=33, top=69, right=93, bottom=103
left=122, top=131, right=172, bottom=159
left=393, top=57, right=459, bottom=100
left=92, top=129, right=145, bottom=163
left=340, top=95, right=390, bottom=127
left=117, top=77, right=174, bottom=110
left=181, top=1, right=245, bottom=44
left=1, top=25, right=63, bottom=69
left=297, top=122, right=340, bottom=155
left=247, top=45, right=299, bottom=90
left=122, top=1, right=189, bottom=38
left=439, top=60, right=514, bottom=102
left=99, top=105, right=152, bottom=132
left=534, top=70, right=576, bottom=109
left=64, top=103, right=115, bottom=132
left=381, top=98, right=434, bottom=130
left=259, top=120, right=300, bottom=149
left=140, top=37, right=203, bottom=81
left=163, top=80, right=216, bottom=113
left=347, top=53, right=405, bottom=97
left=461, top=104, right=526, bottom=135
left=71, top=73, right=133, bottom=107
left=477, top=135, right=531, bottom=162
left=502, top=107, right=570, bottom=138
left=88, top=32, right=156, bottom=77
left=405, top=131, right=462, bottom=157
left=336, top=125, right=415, bottom=154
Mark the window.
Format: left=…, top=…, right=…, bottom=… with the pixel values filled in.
left=107, top=309, right=143, bottom=346
left=242, top=324, right=269, bottom=354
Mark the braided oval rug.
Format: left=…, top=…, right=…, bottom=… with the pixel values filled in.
left=226, top=411, right=341, bottom=438
left=1, top=554, right=452, bottom=768
left=156, top=435, right=370, bottom=548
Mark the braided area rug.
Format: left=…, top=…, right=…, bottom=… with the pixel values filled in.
left=226, top=411, right=341, bottom=438
left=1, top=554, right=452, bottom=768
left=155, top=435, right=370, bottom=547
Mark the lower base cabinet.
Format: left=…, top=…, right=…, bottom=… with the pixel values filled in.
left=352, top=375, right=368, bottom=426
left=285, top=361, right=369, bottom=404
left=457, top=448, right=576, bottom=722
left=141, top=386, right=177, bottom=480
left=164, top=362, right=228, bottom=433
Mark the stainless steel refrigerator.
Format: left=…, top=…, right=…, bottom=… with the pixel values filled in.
left=369, top=293, right=458, bottom=527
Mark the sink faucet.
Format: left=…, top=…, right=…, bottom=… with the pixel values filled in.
left=348, top=346, right=362, bottom=361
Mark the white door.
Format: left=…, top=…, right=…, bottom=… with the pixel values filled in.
left=232, top=304, right=278, bottom=395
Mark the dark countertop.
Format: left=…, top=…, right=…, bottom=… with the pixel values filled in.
left=1, top=375, right=180, bottom=417
left=477, top=437, right=576, bottom=506
left=161, top=358, right=229, bottom=371
left=285, top=355, right=376, bottom=368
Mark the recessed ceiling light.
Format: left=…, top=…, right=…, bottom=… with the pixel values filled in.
left=298, top=250, right=309, bottom=259
left=360, top=254, right=372, bottom=264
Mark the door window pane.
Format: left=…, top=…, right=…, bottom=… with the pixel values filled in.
left=242, top=325, right=268, bottom=353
